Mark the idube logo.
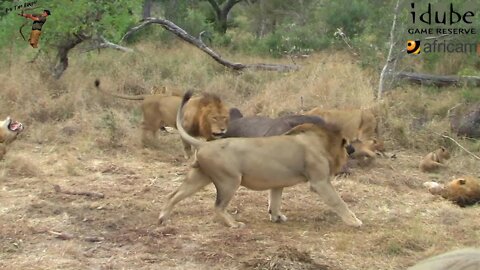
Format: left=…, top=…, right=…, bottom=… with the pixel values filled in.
left=407, top=40, right=421, bottom=54
left=407, top=2, right=477, bottom=55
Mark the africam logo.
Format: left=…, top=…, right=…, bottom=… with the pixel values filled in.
left=407, top=39, right=479, bottom=55
left=407, top=40, right=421, bottom=54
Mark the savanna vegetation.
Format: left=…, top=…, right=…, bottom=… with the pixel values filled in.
left=0, top=0, right=479, bottom=269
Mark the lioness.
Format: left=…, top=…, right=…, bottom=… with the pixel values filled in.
left=419, top=147, right=450, bottom=172
left=305, top=107, right=378, bottom=142
left=95, top=80, right=230, bottom=158
left=0, top=117, right=24, bottom=159
left=158, top=91, right=362, bottom=228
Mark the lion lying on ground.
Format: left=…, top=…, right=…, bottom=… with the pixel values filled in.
left=424, top=176, right=480, bottom=207
left=419, top=147, right=450, bottom=172
left=158, top=91, right=362, bottom=228
left=0, top=117, right=24, bottom=160
left=95, top=80, right=230, bottom=158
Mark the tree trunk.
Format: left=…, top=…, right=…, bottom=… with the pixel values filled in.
left=142, top=0, right=153, bottom=19
left=217, top=11, right=228, bottom=34
left=377, top=0, right=401, bottom=99
left=52, top=34, right=88, bottom=79
left=207, top=0, right=242, bottom=34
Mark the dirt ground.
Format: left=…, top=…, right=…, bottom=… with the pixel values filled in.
left=1, top=131, right=479, bottom=270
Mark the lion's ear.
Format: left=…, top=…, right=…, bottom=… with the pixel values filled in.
left=441, top=147, right=446, bottom=151
left=458, top=178, right=466, bottom=185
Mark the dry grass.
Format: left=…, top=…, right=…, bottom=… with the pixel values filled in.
left=0, top=42, right=479, bottom=270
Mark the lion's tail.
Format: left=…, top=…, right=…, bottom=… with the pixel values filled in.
left=176, top=91, right=204, bottom=149
left=94, top=79, right=145, bottom=100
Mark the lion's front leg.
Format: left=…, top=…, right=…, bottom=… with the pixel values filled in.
left=309, top=179, right=362, bottom=227
left=268, top=188, right=287, bottom=223
left=306, top=160, right=362, bottom=227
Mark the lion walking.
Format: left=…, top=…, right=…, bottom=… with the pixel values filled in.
left=158, top=91, right=362, bottom=228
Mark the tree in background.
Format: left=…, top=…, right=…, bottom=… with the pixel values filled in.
left=205, top=0, right=243, bottom=34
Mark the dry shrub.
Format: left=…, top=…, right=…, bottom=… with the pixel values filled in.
left=244, top=246, right=338, bottom=270
left=248, top=52, right=375, bottom=116
left=382, top=86, right=464, bottom=150
left=2, top=155, right=41, bottom=178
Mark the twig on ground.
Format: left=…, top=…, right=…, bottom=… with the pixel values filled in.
left=47, top=230, right=104, bottom=242
left=48, top=230, right=75, bottom=240
left=54, top=184, right=105, bottom=198
left=435, top=133, right=480, bottom=160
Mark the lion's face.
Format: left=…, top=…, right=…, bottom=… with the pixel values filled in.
left=437, top=147, right=451, bottom=160
left=443, top=176, right=480, bottom=207
left=368, top=138, right=385, bottom=153
left=201, top=105, right=229, bottom=139
left=0, top=117, right=24, bottom=144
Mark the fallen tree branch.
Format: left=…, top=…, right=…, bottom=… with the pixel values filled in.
left=96, top=36, right=134, bottom=52
left=54, top=184, right=105, bottom=198
left=435, top=133, right=480, bottom=160
left=395, top=72, right=480, bottom=87
left=82, top=36, right=134, bottom=53
left=120, top=17, right=299, bottom=72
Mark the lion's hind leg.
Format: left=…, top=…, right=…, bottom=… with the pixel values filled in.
left=269, top=188, right=287, bottom=223
left=212, top=175, right=244, bottom=228
left=158, top=168, right=211, bottom=225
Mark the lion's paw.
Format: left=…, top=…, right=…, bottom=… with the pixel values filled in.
left=158, top=213, right=169, bottom=225
left=343, top=216, right=362, bottom=227
left=270, top=214, right=288, bottom=223
left=230, top=221, right=245, bottom=228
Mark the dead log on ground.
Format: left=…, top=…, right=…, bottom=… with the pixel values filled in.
left=395, top=72, right=480, bottom=87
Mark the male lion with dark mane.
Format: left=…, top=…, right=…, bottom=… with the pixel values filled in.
left=0, top=117, right=24, bottom=160
left=95, top=80, right=230, bottom=158
left=305, top=107, right=385, bottom=165
left=158, top=91, right=362, bottom=228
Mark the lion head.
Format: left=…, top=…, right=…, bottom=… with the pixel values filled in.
left=435, top=147, right=451, bottom=161
left=442, top=176, right=480, bottom=207
left=286, top=123, right=351, bottom=175
left=0, top=116, right=24, bottom=144
left=197, top=94, right=229, bottom=140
